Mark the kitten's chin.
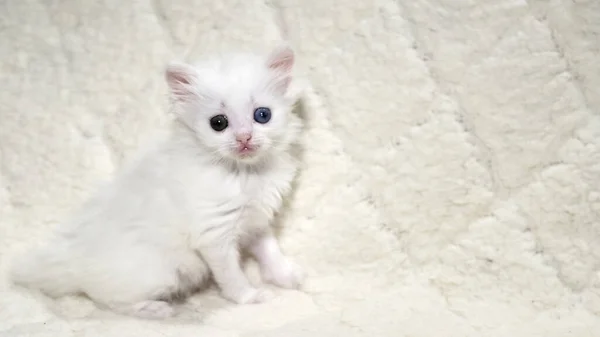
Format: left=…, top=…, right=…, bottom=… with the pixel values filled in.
left=219, top=146, right=268, bottom=166
left=233, top=149, right=265, bottom=164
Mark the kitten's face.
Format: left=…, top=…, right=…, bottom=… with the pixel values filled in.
left=165, top=47, right=299, bottom=164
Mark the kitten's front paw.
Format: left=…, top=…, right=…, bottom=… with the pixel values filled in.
left=222, top=287, right=274, bottom=305
left=262, top=258, right=305, bottom=289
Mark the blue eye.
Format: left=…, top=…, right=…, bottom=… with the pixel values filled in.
left=253, top=107, right=271, bottom=124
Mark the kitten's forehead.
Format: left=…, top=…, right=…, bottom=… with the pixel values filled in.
left=194, top=54, right=267, bottom=98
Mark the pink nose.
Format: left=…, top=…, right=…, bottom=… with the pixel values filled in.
left=235, top=133, right=252, bottom=144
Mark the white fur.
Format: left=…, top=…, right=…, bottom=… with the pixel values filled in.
left=9, top=46, right=305, bottom=319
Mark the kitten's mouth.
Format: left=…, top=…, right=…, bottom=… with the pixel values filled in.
left=236, top=144, right=258, bottom=157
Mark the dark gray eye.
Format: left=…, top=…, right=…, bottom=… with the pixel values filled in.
left=253, top=107, right=271, bottom=124
left=209, top=114, right=228, bottom=131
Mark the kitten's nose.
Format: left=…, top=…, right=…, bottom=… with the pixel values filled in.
left=235, top=133, right=252, bottom=144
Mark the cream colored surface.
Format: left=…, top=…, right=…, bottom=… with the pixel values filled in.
left=1, top=0, right=599, bottom=336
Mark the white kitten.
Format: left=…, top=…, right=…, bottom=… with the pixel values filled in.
left=9, top=46, right=305, bottom=319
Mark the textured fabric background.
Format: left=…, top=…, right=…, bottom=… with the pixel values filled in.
left=1, top=0, right=599, bottom=336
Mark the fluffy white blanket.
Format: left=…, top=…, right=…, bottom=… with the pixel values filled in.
left=1, top=0, right=599, bottom=336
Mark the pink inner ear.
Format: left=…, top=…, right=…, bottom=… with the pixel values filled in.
left=267, top=47, right=294, bottom=73
left=170, top=71, right=191, bottom=85
left=165, top=63, right=197, bottom=100
left=166, top=64, right=193, bottom=86
left=266, top=47, right=294, bottom=94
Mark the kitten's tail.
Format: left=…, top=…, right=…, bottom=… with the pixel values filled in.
left=9, top=245, right=80, bottom=298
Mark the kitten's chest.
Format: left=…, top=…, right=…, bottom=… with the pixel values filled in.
left=186, top=160, right=296, bottom=227
left=238, top=167, right=294, bottom=220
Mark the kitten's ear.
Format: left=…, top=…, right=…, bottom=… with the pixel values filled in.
left=266, top=45, right=294, bottom=73
left=165, top=62, right=198, bottom=102
left=266, top=45, right=294, bottom=94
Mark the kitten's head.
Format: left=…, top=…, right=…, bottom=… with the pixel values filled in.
left=165, top=46, right=301, bottom=165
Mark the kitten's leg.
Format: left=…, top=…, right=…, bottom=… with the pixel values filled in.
left=199, top=240, right=272, bottom=304
left=249, top=232, right=305, bottom=289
